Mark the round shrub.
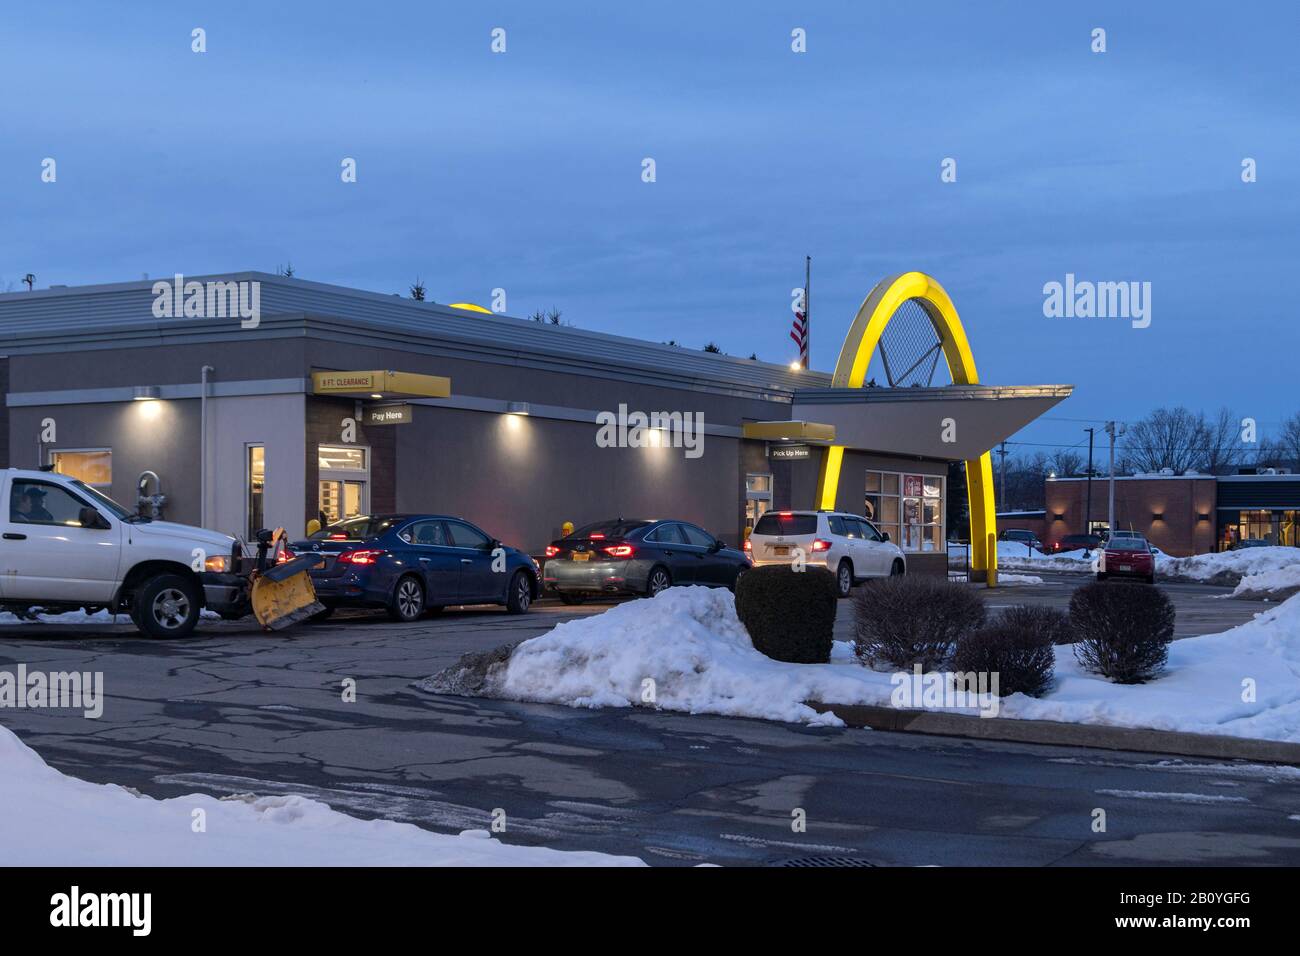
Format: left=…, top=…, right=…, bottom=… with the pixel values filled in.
left=734, top=565, right=839, bottom=663
left=852, top=575, right=985, bottom=670
left=996, top=603, right=1074, bottom=646
left=952, top=623, right=1056, bottom=697
left=1069, top=581, right=1175, bottom=683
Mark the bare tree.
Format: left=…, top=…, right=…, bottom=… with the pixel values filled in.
left=1277, top=413, right=1300, bottom=471
left=1120, top=406, right=1206, bottom=474
left=1049, top=450, right=1085, bottom=477
left=1199, top=407, right=1239, bottom=475
left=410, top=278, right=426, bottom=301
left=703, top=342, right=723, bottom=354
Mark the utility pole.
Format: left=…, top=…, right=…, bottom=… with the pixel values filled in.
left=1104, top=421, right=1125, bottom=534
left=23, top=273, right=35, bottom=291
left=997, top=441, right=1008, bottom=512
left=1083, top=427, right=1095, bottom=535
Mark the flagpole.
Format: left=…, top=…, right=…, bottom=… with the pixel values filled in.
left=804, top=255, right=811, bottom=369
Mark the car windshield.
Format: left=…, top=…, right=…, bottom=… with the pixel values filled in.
left=311, top=516, right=400, bottom=540
left=753, top=513, right=818, bottom=536
left=71, top=479, right=134, bottom=520
left=1107, top=537, right=1149, bottom=551
left=570, top=520, right=650, bottom=538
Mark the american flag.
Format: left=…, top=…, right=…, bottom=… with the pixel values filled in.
left=789, top=308, right=809, bottom=368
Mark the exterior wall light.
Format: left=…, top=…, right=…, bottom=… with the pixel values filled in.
left=1151, top=512, right=1164, bottom=522
left=132, top=385, right=161, bottom=401
left=507, top=401, right=531, bottom=416
left=1197, top=513, right=1210, bottom=522
left=1053, top=513, right=1065, bottom=521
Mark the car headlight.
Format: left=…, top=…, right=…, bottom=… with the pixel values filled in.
left=204, top=554, right=230, bottom=573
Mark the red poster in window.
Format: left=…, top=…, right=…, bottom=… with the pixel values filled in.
left=903, top=474, right=925, bottom=497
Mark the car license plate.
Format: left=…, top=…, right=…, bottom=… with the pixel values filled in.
left=774, top=546, right=789, bottom=556
left=572, top=552, right=590, bottom=561
left=1119, top=564, right=1131, bottom=572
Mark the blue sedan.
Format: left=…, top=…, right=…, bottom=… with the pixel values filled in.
left=289, top=514, right=540, bottom=621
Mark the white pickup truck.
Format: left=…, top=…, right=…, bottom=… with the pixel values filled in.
left=0, top=467, right=251, bottom=638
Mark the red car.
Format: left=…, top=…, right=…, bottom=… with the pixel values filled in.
left=1097, top=536, right=1155, bottom=584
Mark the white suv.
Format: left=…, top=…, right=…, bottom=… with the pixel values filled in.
left=746, top=510, right=906, bottom=597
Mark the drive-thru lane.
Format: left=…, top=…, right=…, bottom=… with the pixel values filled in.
left=1, top=593, right=1296, bottom=866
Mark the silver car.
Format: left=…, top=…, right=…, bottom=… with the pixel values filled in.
left=746, top=510, right=906, bottom=598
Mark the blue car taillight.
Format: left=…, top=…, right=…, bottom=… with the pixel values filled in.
left=338, top=549, right=385, bottom=565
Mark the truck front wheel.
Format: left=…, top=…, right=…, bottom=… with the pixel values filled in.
left=132, top=574, right=202, bottom=639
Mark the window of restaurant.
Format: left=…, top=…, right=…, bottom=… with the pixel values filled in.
left=317, top=444, right=369, bottom=525
left=866, top=470, right=944, bottom=552
left=49, top=449, right=112, bottom=486
left=246, top=444, right=265, bottom=540
left=745, top=473, right=773, bottom=540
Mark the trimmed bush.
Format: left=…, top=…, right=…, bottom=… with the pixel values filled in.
left=953, top=623, right=1055, bottom=697
left=852, top=575, right=985, bottom=670
left=997, top=603, right=1075, bottom=646
left=734, top=565, right=838, bottom=663
left=1069, top=581, right=1175, bottom=683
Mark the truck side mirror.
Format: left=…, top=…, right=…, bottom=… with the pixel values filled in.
left=79, top=507, right=109, bottom=530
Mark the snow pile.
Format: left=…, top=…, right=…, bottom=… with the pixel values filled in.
left=426, top=586, right=1300, bottom=743
left=996, top=573, right=1044, bottom=585
left=485, top=586, right=878, bottom=725
left=1158, top=546, right=1300, bottom=587
left=0, top=726, right=641, bottom=866
left=1002, top=594, right=1300, bottom=741
left=949, top=541, right=1095, bottom=573
left=1231, top=563, right=1300, bottom=599
left=0, top=608, right=123, bottom=626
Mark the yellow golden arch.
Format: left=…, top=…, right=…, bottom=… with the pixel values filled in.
left=814, top=272, right=998, bottom=582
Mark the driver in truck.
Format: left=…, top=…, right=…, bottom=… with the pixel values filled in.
left=12, top=485, right=53, bottom=523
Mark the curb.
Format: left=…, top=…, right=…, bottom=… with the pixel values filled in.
left=807, top=701, right=1300, bottom=766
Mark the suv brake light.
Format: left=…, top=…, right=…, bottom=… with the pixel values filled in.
left=742, top=539, right=752, bottom=552
left=338, top=549, right=384, bottom=565
left=811, top=538, right=832, bottom=552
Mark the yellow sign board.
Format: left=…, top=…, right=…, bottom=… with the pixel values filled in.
left=311, top=369, right=451, bottom=399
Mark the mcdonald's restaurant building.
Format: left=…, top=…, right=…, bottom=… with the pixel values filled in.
left=0, top=272, right=1070, bottom=580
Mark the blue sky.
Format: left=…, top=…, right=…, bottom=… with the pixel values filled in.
left=4, top=1, right=1298, bottom=456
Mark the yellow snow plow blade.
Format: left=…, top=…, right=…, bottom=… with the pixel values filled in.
left=251, top=553, right=325, bottom=631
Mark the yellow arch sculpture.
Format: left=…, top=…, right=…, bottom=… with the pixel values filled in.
left=815, top=272, right=998, bottom=583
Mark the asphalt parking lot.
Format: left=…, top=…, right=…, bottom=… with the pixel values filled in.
left=2, top=579, right=1296, bottom=866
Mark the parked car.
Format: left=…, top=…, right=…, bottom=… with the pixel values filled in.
left=998, top=529, right=1043, bottom=553
left=1052, top=532, right=1102, bottom=553
left=0, top=467, right=253, bottom=638
left=747, top=510, right=905, bottom=598
left=1097, top=535, right=1156, bottom=584
left=543, top=518, right=749, bottom=603
left=288, top=514, right=539, bottom=621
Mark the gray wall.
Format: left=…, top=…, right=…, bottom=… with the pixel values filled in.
left=10, top=400, right=204, bottom=525
left=395, top=406, right=744, bottom=553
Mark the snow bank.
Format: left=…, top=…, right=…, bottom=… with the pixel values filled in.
left=0, top=726, right=641, bottom=866
left=1000, top=597, right=1300, bottom=741
left=425, top=586, right=1300, bottom=743
left=0, top=608, right=124, bottom=626
left=949, top=542, right=1095, bottom=573
left=1159, top=546, right=1300, bottom=587
left=1232, top=563, right=1300, bottom=599
left=480, top=586, right=871, bottom=726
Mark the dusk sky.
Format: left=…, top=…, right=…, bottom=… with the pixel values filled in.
left=5, top=1, right=1298, bottom=459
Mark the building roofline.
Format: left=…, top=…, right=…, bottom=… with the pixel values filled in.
left=0, top=271, right=831, bottom=400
